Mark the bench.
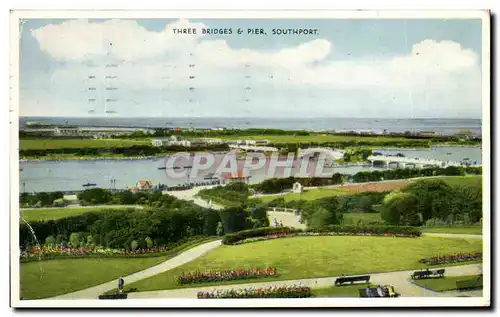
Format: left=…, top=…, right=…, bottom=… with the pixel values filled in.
left=411, top=269, right=445, bottom=280
left=98, top=293, right=128, bottom=300
left=335, top=275, right=370, bottom=286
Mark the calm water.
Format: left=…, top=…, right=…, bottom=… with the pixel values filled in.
left=20, top=117, right=482, bottom=136
left=19, top=146, right=482, bottom=193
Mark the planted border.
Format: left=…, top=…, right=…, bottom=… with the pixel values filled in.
left=222, top=226, right=421, bottom=245
left=418, top=252, right=482, bottom=265
left=197, top=285, right=312, bottom=299
left=177, top=267, right=277, bottom=285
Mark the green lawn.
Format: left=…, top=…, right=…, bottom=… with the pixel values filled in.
left=259, top=188, right=352, bottom=203
left=20, top=206, right=139, bottom=222
left=417, top=175, right=482, bottom=187
left=218, top=134, right=431, bottom=145
left=420, top=226, right=482, bottom=235
left=312, top=283, right=375, bottom=297
left=342, top=213, right=385, bottom=225
left=20, top=237, right=218, bottom=300
left=412, top=275, right=482, bottom=292
left=20, top=138, right=151, bottom=150
left=123, top=235, right=482, bottom=293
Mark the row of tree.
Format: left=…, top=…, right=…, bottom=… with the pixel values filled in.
left=380, top=179, right=482, bottom=226
left=20, top=194, right=269, bottom=250
left=20, top=144, right=229, bottom=158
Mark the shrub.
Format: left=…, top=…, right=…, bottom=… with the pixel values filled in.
left=222, top=227, right=302, bottom=245
left=44, top=235, right=55, bottom=247
left=131, top=240, right=138, bottom=251
left=145, top=236, right=153, bottom=248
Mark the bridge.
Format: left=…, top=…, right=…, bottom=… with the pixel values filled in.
left=297, top=148, right=345, bottom=160
left=366, top=155, right=463, bottom=168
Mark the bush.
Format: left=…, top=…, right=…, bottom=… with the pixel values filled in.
left=130, top=240, right=138, bottom=251
left=44, top=235, right=55, bottom=247
left=145, top=236, right=153, bottom=248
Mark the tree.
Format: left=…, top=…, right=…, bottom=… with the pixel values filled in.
left=44, top=235, right=55, bottom=247
left=380, top=191, right=421, bottom=226
left=131, top=240, right=138, bottom=251
left=405, top=180, right=453, bottom=221
left=145, top=236, right=154, bottom=248
left=308, top=207, right=338, bottom=229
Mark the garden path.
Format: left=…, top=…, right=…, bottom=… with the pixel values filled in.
left=48, top=239, right=222, bottom=300
left=125, top=263, right=483, bottom=299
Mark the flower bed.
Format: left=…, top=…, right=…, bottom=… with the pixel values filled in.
left=197, top=285, right=311, bottom=299
left=418, top=252, right=482, bottom=265
left=178, top=267, right=277, bottom=285
left=20, top=246, right=169, bottom=262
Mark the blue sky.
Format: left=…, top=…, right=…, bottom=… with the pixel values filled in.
left=19, top=18, right=483, bottom=118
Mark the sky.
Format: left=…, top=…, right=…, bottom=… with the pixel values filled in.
left=19, top=18, right=483, bottom=118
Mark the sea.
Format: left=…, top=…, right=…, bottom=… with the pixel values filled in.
left=19, top=117, right=482, bottom=136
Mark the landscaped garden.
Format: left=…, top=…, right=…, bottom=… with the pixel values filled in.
left=120, top=235, right=481, bottom=294
left=20, top=237, right=218, bottom=299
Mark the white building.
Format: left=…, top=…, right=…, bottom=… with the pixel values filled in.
left=292, top=182, right=304, bottom=194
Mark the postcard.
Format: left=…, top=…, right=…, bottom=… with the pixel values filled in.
left=10, top=9, right=490, bottom=308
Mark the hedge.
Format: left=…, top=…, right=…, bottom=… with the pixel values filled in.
left=222, top=225, right=421, bottom=245
left=222, top=227, right=302, bottom=245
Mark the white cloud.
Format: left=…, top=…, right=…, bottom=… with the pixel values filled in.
left=23, top=19, right=482, bottom=118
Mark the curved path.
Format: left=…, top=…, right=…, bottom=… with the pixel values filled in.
left=127, top=263, right=483, bottom=299
left=422, top=233, right=482, bottom=239
left=49, top=240, right=222, bottom=300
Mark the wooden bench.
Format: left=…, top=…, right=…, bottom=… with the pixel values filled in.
left=335, top=275, right=370, bottom=286
left=411, top=269, right=445, bottom=280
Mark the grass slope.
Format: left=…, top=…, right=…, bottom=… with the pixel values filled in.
left=20, top=138, right=151, bottom=150
left=412, top=275, right=482, bottom=292
left=259, top=188, right=352, bottom=203
left=124, top=235, right=481, bottom=293
left=20, top=237, right=218, bottom=300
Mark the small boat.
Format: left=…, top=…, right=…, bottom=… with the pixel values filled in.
left=82, top=182, right=96, bottom=187
left=157, top=166, right=167, bottom=170
left=446, top=152, right=452, bottom=155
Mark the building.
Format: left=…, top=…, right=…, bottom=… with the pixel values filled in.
left=417, top=131, right=438, bottom=137
left=292, top=182, right=304, bottom=194
left=23, top=126, right=154, bottom=138
left=136, top=180, right=153, bottom=190
left=221, top=171, right=250, bottom=185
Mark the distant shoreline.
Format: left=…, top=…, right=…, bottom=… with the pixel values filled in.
left=19, top=145, right=482, bottom=163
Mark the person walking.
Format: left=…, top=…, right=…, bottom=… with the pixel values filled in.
left=118, top=277, right=125, bottom=294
